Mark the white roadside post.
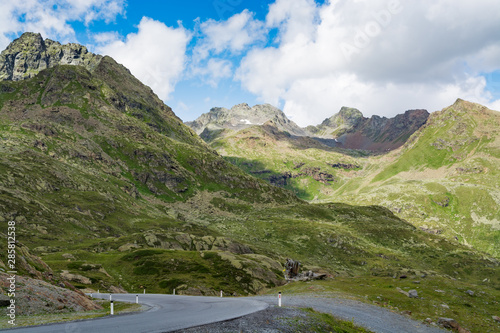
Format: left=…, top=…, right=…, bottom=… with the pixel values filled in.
left=278, top=292, right=282, bottom=307
left=110, top=300, right=114, bottom=315
left=109, top=294, right=112, bottom=301
left=136, top=295, right=138, bottom=304
left=220, top=290, right=223, bottom=297
left=144, top=288, right=146, bottom=294
left=90, top=293, right=92, bottom=298
left=173, top=289, right=175, bottom=295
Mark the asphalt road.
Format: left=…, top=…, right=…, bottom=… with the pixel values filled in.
left=7, top=293, right=269, bottom=333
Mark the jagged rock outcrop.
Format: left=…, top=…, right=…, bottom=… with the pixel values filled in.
left=309, top=108, right=429, bottom=151
left=306, top=107, right=364, bottom=137
left=0, top=32, right=102, bottom=81
left=0, top=272, right=101, bottom=315
left=186, top=103, right=307, bottom=137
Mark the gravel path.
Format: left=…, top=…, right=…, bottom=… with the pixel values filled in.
left=177, top=295, right=446, bottom=333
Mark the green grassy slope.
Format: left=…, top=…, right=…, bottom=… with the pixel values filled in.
left=0, top=62, right=298, bottom=294
left=336, top=100, right=500, bottom=257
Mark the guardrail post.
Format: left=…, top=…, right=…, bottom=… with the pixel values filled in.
left=278, top=292, right=281, bottom=307
left=110, top=300, right=114, bottom=315
left=136, top=295, right=138, bottom=304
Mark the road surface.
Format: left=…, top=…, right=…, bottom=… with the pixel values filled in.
left=7, top=293, right=268, bottom=333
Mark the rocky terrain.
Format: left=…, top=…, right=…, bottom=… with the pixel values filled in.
left=0, top=272, right=101, bottom=316
left=309, top=107, right=430, bottom=151
left=0, top=32, right=102, bottom=81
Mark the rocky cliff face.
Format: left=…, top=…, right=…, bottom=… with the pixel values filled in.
left=186, top=103, right=307, bottom=137
left=0, top=32, right=102, bottom=81
left=308, top=108, right=429, bottom=151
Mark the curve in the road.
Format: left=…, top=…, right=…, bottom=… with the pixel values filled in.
left=7, top=293, right=268, bottom=333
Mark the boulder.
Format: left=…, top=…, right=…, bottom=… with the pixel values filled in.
left=61, top=271, right=92, bottom=285
left=118, top=243, right=140, bottom=252
left=408, top=290, right=419, bottom=298
left=438, top=318, right=459, bottom=330
left=109, top=285, right=128, bottom=294
left=62, top=253, right=76, bottom=260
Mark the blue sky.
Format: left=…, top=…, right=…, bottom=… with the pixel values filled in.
left=1, top=0, right=500, bottom=126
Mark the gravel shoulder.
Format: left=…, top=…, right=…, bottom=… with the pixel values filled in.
left=177, top=295, right=446, bottom=333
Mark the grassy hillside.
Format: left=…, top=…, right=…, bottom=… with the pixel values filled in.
left=336, top=100, right=500, bottom=257
left=0, top=61, right=298, bottom=294
left=208, top=121, right=367, bottom=200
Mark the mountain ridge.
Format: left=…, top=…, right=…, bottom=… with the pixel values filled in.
left=0, top=32, right=102, bottom=81
left=187, top=104, right=429, bottom=153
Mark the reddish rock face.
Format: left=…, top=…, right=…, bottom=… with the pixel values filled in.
left=335, top=109, right=430, bottom=152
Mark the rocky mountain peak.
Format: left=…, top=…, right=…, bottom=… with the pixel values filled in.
left=329, top=107, right=363, bottom=127
left=186, top=103, right=306, bottom=136
left=0, top=32, right=102, bottom=81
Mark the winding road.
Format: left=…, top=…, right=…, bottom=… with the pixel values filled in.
left=7, top=293, right=268, bottom=333
left=7, top=293, right=447, bottom=333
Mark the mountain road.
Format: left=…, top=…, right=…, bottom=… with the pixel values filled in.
left=6, top=293, right=268, bottom=333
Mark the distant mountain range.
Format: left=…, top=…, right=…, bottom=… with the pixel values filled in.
left=187, top=103, right=429, bottom=152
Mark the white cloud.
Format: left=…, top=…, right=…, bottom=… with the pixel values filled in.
left=0, top=0, right=125, bottom=50
left=191, top=58, right=233, bottom=88
left=236, top=0, right=500, bottom=126
left=266, top=0, right=318, bottom=44
left=96, top=17, right=191, bottom=101
left=194, top=9, right=265, bottom=60
left=189, top=9, right=266, bottom=90
left=280, top=74, right=495, bottom=126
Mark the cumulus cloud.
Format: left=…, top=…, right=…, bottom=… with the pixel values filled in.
left=0, top=0, right=125, bottom=50
left=189, top=9, right=265, bottom=88
left=190, top=58, right=233, bottom=88
left=236, top=0, right=500, bottom=125
left=96, top=17, right=191, bottom=101
left=194, top=9, right=266, bottom=60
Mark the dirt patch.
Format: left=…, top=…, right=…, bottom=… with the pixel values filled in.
left=174, top=306, right=343, bottom=333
